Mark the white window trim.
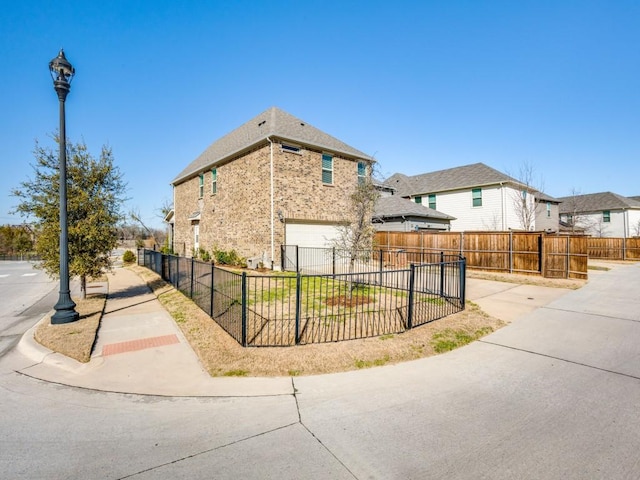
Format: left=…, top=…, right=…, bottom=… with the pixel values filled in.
left=322, top=153, right=333, bottom=185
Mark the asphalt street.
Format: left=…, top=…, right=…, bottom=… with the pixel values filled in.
left=0, top=262, right=639, bottom=479
left=0, top=261, right=57, bottom=358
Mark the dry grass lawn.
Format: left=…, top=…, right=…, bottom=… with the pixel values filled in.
left=131, top=265, right=508, bottom=377
left=35, top=289, right=106, bottom=363
left=32, top=266, right=584, bottom=374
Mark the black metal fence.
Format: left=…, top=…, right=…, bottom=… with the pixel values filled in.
left=281, top=245, right=454, bottom=274
left=139, top=248, right=466, bottom=347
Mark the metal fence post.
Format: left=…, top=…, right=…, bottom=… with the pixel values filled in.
left=295, top=245, right=300, bottom=272
left=241, top=272, right=247, bottom=346
left=439, top=251, right=445, bottom=297
left=209, top=262, right=215, bottom=318
left=175, top=256, right=180, bottom=291
left=332, top=247, right=336, bottom=276
left=190, top=257, right=195, bottom=298
left=379, top=249, right=383, bottom=286
left=407, top=264, right=415, bottom=330
left=459, top=256, right=466, bottom=308
left=295, top=273, right=302, bottom=345
left=281, top=245, right=285, bottom=271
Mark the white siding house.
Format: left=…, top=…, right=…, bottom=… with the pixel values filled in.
left=386, top=163, right=544, bottom=232
left=558, top=192, right=640, bottom=237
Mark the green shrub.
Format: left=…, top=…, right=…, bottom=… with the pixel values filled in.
left=212, top=246, right=246, bottom=267
left=122, top=250, right=136, bottom=264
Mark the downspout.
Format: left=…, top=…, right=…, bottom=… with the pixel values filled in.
left=267, top=137, right=275, bottom=268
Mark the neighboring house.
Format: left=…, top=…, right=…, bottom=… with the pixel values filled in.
left=557, top=192, right=640, bottom=238
left=372, top=182, right=454, bottom=231
left=386, top=163, right=553, bottom=231
left=534, top=191, right=562, bottom=232
left=170, top=106, right=374, bottom=266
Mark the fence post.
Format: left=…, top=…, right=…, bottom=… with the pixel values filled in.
left=509, top=230, right=513, bottom=274
left=566, top=236, right=570, bottom=279
left=439, top=251, right=445, bottom=297
left=209, top=262, right=215, bottom=318
left=167, top=252, right=171, bottom=283
left=241, top=272, right=247, bottom=346
left=459, top=256, right=466, bottom=308
left=295, top=273, right=302, bottom=345
left=190, top=257, right=195, bottom=298
left=407, top=264, right=415, bottom=330
left=378, top=249, right=383, bottom=285
left=296, top=245, right=300, bottom=273
left=175, top=256, right=180, bottom=291
left=280, top=245, right=285, bottom=271
left=332, top=247, right=336, bottom=276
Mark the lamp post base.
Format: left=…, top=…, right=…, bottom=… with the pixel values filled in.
left=51, top=294, right=79, bottom=324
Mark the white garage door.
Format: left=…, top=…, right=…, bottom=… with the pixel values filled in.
left=285, top=223, right=342, bottom=248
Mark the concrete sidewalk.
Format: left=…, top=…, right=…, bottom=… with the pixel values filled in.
left=15, top=267, right=291, bottom=397
left=13, top=265, right=576, bottom=397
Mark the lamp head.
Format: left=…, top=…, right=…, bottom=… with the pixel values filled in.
left=49, top=49, right=75, bottom=99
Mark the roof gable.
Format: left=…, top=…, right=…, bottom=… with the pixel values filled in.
left=386, top=163, right=524, bottom=197
left=172, top=107, right=372, bottom=184
left=374, top=196, right=455, bottom=220
left=558, top=191, right=640, bottom=213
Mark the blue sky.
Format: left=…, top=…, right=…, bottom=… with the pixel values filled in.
left=2, top=0, right=639, bottom=228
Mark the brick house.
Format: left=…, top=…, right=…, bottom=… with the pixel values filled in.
left=170, top=107, right=373, bottom=267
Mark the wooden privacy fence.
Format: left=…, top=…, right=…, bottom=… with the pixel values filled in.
left=588, top=237, right=640, bottom=260
left=374, top=231, right=588, bottom=279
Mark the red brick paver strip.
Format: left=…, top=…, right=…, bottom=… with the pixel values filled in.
left=102, top=334, right=180, bottom=356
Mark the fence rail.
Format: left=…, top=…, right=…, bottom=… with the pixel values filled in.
left=139, top=248, right=466, bottom=347
left=374, top=231, right=588, bottom=279
left=587, top=237, right=640, bottom=260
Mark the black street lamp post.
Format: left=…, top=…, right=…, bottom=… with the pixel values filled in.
left=49, top=49, right=79, bottom=324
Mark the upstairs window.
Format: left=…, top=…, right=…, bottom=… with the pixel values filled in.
left=322, top=154, right=333, bottom=185
left=357, top=161, right=367, bottom=185
left=428, top=194, right=436, bottom=210
left=603, top=210, right=611, bottom=223
left=546, top=202, right=551, bottom=218
left=211, top=168, right=217, bottom=194
left=198, top=174, right=204, bottom=198
left=414, top=196, right=422, bottom=204
left=472, top=188, right=482, bottom=207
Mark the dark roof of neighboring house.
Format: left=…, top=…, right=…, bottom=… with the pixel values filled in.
left=172, top=107, right=373, bottom=184
left=533, top=191, right=561, bottom=203
left=557, top=191, right=640, bottom=214
left=385, top=163, right=524, bottom=197
left=629, top=195, right=640, bottom=202
left=374, top=196, right=455, bottom=220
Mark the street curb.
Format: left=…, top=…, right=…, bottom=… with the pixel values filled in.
left=16, top=312, right=94, bottom=373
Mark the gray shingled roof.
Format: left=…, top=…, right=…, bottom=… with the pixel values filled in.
left=533, top=190, right=561, bottom=203
left=557, top=191, right=640, bottom=214
left=172, top=107, right=373, bottom=184
left=386, top=163, right=524, bottom=197
left=374, top=196, right=455, bottom=220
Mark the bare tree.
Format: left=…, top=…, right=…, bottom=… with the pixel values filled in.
left=633, top=219, right=640, bottom=237
left=509, top=161, right=543, bottom=231
left=330, top=163, right=379, bottom=297
left=562, top=188, right=595, bottom=234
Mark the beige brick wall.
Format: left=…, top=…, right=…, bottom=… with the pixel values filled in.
left=173, top=140, right=366, bottom=264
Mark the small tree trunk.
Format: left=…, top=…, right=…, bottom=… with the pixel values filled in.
left=81, top=275, right=87, bottom=300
